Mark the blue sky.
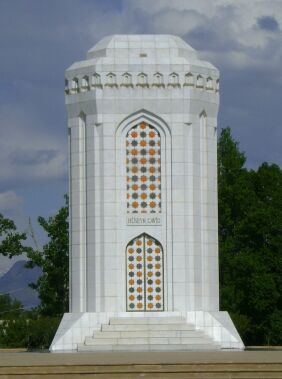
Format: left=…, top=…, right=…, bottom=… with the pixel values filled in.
left=0, top=0, right=281, bottom=271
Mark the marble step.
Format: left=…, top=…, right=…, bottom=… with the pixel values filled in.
left=84, top=336, right=215, bottom=345
left=93, top=330, right=206, bottom=338
left=79, top=317, right=219, bottom=352
left=102, top=322, right=195, bottom=332
left=109, top=317, right=186, bottom=325
left=78, top=343, right=220, bottom=352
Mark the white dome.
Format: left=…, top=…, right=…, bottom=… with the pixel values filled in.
left=87, top=34, right=197, bottom=60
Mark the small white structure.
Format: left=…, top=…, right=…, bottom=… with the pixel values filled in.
left=50, top=35, right=244, bottom=351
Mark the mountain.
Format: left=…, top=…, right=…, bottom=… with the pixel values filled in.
left=0, top=260, right=42, bottom=309
left=0, top=256, right=23, bottom=277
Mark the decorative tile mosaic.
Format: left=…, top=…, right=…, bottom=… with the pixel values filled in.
left=126, top=233, right=164, bottom=312
left=126, top=122, right=161, bottom=214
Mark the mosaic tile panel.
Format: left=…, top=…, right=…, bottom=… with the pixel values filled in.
left=126, top=236, right=145, bottom=311
left=126, top=234, right=164, bottom=312
left=126, top=122, right=161, bottom=213
left=144, top=236, right=164, bottom=311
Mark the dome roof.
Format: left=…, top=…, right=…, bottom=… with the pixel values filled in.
left=87, top=34, right=197, bottom=60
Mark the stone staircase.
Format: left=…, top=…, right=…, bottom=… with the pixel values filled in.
left=77, top=316, right=220, bottom=352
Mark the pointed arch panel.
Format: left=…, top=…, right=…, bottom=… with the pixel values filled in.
left=126, top=121, right=161, bottom=214
left=126, top=233, right=164, bottom=312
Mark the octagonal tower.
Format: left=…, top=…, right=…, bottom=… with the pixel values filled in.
left=50, top=35, right=243, bottom=351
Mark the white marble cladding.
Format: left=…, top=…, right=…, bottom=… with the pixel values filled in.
left=65, top=72, right=219, bottom=94
left=50, top=34, right=244, bottom=351
left=50, top=311, right=244, bottom=351
left=64, top=35, right=219, bottom=96
left=68, top=111, right=219, bottom=313
left=66, top=35, right=220, bottom=315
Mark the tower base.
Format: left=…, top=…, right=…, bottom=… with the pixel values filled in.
left=50, top=311, right=244, bottom=351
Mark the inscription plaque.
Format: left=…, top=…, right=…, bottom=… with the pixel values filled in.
left=126, top=215, right=162, bottom=226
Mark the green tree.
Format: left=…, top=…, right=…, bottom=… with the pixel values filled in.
left=218, top=128, right=282, bottom=345
left=0, top=200, right=68, bottom=348
left=0, top=294, right=23, bottom=319
left=0, top=305, right=60, bottom=349
left=0, top=294, right=26, bottom=348
left=26, top=195, right=69, bottom=316
left=0, top=213, right=27, bottom=257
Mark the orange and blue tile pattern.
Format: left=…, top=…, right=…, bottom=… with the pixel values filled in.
left=126, top=122, right=161, bottom=213
left=126, top=234, right=164, bottom=311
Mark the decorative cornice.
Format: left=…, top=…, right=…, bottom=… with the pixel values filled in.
left=65, top=72, right=219, bottom=95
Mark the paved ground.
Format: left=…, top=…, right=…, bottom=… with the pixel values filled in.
left=0, top=350, right=281, bottom=366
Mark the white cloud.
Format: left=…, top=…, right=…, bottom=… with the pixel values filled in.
left=123, top=0, right=282, bottom=70
left=0, top=190, right=23, bottom=212
left=0, top=105, right=67, bottom=185
left=0, top=0, right=281, bottom=193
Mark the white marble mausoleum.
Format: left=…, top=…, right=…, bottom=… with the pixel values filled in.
left=50, top=35, right=244, bottom=351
